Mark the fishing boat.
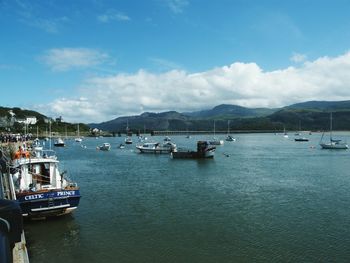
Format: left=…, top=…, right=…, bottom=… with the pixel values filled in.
left=171, top=141, right=215, bottom=159
left=53, top=137, right=65, bottom=147
left=10, top=147, right=81, bottom=218
left=136, top=142, right=176, bottom=154
left=97, top=143, right=111, bottom=151
left=320, top=113, right=348, bottom=149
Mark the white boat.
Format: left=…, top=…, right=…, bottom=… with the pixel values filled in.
left=136, top=142, right=177, bottom=153
left=97, top=143, right=111, bottom=151
left=225, top=120, right=236, bottom=142
left=125, top=137, right=132, bottom=144
left=320, top=113, right=348, bottom=149
left=209, top=120, right=224, bottom=145
left=53, top=137, right=65, bottom=147
left=75, top=123, right=83, bottom=142
left=10, top=147, right=81, bottom=218
left=225, top=135, right=236, bottom=142
left=209, top=138, right=224, bottom=145
left=164, top=136, right=171, bottom=142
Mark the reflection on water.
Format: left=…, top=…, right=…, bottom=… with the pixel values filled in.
left=26, top=133, right=350, bottom=262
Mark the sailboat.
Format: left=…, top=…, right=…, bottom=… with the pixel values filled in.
left=320, top=112, right=348, bottom=149
left=225, top=120, right=236, bottom=142
left=124, top=119, right=132, bottom=144
left=209, top=120, right=224, bottom=145
left=283, top=126, right=289, bottom=138
left=294, top=120, right=309, bottom=142
left=75, top=123, right=83, bottom=142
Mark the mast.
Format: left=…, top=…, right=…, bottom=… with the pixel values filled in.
left=330, top=112, right=333, bottom=141
left=49, top=120, right=52, bottom=150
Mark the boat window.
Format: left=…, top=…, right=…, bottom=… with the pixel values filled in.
left=40, top=163, right=50, bottom=185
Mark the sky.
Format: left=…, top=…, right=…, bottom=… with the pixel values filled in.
left=2, top=0, right=350, bottom=123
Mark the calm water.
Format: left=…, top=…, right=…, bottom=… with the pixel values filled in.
left=25, top=133, right=350, bottom=262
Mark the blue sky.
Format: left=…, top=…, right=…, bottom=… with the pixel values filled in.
left=2, top=0, right=350, bottom=122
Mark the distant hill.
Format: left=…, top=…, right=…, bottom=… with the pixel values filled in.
left=0, top=106, right=47, bottom=121
left=285, top=100, right=350, bottom=111
left=183, top=104, right=276, bottom=118
left=90, top=100, right=350, bottom=132
left=0, top=107, right=90, bottom=134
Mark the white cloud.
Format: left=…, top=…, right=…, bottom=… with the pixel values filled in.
left=39, top=51, right=350, bottom=123
left=97, top=10, right=130, bottom=23
left=290, top=52, right=307, bottom=63
left=41, top=48, right=109, bottom=71
left=166, top=0, right=189, bottom=14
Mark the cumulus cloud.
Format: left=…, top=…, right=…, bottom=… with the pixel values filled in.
left=290, top=52, right=307, bottom=63
left=41, top=48, right=109, bottom=71
left=39, top=51, right=350, bottom=123
left=97, top=10, right=130, bottom=23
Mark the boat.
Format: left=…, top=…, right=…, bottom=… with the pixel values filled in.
left=97, top=143, right=111, bottom=151
left=10, top=147, right=81, bottom=218
left=53, top=137, right=65, bottom=147
left=209, top=120, right=224, bottom=145
left=125, top=137, right=132, bottom=144
left=226, top=135, right=236, bottom=142
left=225, top=121, right=236, bottom=142
left=283, top=126, right=288, bottom=138
left=294, top=137, right=309, bottom=142
left=136, top=142, right=177, bottom=154
left=164, top=136, right=171, bottom=142
left=75, top=124, right=82, bottom=142
left=118, top=143, right=125, bottom=149
left=320, top=113, right=348, bottom=149
left=171, top=141, right=215, bottom=159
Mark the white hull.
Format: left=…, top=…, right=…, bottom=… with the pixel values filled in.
left=320, top=142, right=348, bottom=149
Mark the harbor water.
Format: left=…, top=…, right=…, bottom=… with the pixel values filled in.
left=25, top=133, right=350, bottom=262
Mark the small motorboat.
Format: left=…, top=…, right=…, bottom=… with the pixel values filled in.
left=54, top=137, right=65, bottom=147
left=97, top=143, right=111, bottom=151
left=136, top=142, right=176, bottom=154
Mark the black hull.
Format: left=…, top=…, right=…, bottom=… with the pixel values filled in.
left=17, top=190, right=81, bottom=219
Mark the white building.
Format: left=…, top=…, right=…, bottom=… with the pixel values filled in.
left=16, top=116, right=37, bottom=125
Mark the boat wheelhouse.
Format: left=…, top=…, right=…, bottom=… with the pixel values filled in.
left=11, top=148, right=80, bottom=218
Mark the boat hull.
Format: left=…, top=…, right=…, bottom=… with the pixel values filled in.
left=320, top=143, right=348, bottom=149
left=16, top=189, right=81, bottom=218
left=171, top=150, right=215, bottom=159
left=295, top=138, right=309, bottom=142
left=136, top=146, right=172, bottom=154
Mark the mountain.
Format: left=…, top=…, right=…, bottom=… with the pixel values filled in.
left=183, top=104, right=276, bottom=118
left=90, top=100, right=350, bottom=132
left=90, top=111, right=191, bottom=132
left=285, top=100, right=350, bottom=111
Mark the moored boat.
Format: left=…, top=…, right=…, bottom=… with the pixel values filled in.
left=10, top=148, right=81, bottom=219
left=136, top=142, right=176, bottom=154
left=125, top=137, right=132, bottom=144
left=294, top=137, right=309, bottom=142
left=320, top=113, right=348, bottom=149
left=97, top=143, right=111, bottom=151
left=54, top=137, right=65, bottom=147
left=171, top=141, right=215, bottom=159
